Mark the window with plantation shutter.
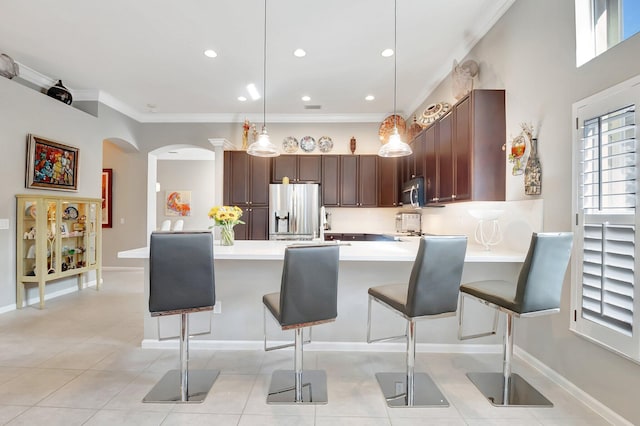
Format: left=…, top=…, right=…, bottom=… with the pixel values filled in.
left=572, top=76, right=640, bottom=361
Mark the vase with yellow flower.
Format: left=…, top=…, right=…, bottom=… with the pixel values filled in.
left=208, top=205, right=244, bottom=246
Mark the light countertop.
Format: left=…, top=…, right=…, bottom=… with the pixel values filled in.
left=118, top=239, right=525, bottom=263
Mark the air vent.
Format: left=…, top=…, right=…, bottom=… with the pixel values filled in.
left=304, top=105, right=322, bottom=110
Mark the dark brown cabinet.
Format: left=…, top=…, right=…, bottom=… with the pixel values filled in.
left=321, top=155, right=378, bottom=207
left=416, top=89, right=505, bottom=205
left=377, top=157, right=399, bottom=207
left=234, top=206, right=268, bottom=240
left=223, top=151, right=270, bottom=239
left=453, top=90, right=505, bottom=202
left=358, top=155, right=378, bottom=207
left=272, top=155, right=321, bottom=183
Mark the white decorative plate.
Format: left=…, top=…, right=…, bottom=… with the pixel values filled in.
left=418, top=102, right=451, bottom=127
left=318, top=136, right=333, bottom=153
left=282, top=136, right=299, bottom=153
left=300, top=136, right=316, bottom=152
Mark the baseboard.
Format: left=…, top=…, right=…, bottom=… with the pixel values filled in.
left=141, top=338, right=501, bottom=354
left=0, top=279, right=98, bottom=314
left=102, top=266, right=144, bottom=271
left=515, top=345, right=632, bottom=426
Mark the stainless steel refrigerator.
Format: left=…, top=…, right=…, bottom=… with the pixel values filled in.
left=269, top=184, right=319, bottom=240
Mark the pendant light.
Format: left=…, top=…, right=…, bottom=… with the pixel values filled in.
left=247, top=0, right=279, bottom=157
left=378, top=0, right=412, bottom=158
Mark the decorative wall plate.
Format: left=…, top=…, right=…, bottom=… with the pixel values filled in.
left=318, top=136, right=333, bottom=153
left=282, top=136, right=299, bottom=153
left=378, top=114, right=406, bottom=144
left=418, top=102, right=451, bottom=127
left=300, top=136, right=316, bottom=152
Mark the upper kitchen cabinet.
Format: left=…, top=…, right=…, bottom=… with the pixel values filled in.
left=321, top=155, right=377, bottom=207
left=272, top=155, right=321, bottom=183
left=224, top=151, right=270, bottom=207
left=358, top=155, right=378, bottom=207
left=452, top=89, right=505, bottom=202
left=418, top=89, right=505, bottom=204
left=378, top=156, right=400, bottom=207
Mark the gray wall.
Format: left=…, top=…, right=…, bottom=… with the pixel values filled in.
left=411, top=0, right=640, bottom=422
left=0, top=78, right=106, bottom=307
left=156, top=159, right=216, bottom=231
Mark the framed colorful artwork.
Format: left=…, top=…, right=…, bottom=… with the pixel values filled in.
left=165, top=190, right=191, bottom=217
left=102, top=168, right=113, bottom=228
left=25, top=134, right=79, bottom=191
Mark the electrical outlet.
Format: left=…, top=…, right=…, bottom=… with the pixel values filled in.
left=0, top=219, right=9, bottom=230
left=213, top=301, right=221, bottom=314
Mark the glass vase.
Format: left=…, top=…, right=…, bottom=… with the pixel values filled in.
left=220, top=225, right=235, bottom=246
left=524, top=138, right=542, bottom=195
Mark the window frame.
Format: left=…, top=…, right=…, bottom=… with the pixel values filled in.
left=571, top=74, right=640, bottom=361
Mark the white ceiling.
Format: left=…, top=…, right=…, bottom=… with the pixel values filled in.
left=0, top=0, right=514, bottom=123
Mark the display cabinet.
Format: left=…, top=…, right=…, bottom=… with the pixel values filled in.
left=16, top=194, right=102, bottom=309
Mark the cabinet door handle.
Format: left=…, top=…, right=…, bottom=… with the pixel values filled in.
left=451, top=194, right=456, bottom=199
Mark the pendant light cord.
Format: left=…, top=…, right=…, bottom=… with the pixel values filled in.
left=393, top=0, right=397, bottom=130
left=263, top=0, right=267, bottom=129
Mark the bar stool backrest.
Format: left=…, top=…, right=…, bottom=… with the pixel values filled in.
left=406, top=236, right=468, bottom=317
left=149, top=231, right=215, bottom=316
left=515, top=232, right=574, bottom=314
left=279, top=244, right=340, bottom=327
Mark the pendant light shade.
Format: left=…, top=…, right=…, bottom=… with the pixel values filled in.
left=378, top=126, right=412, bottom=157
left=247, top=0, right=279, bottom=157
left=248, top=125, right=279, bottom=157
left=378, top=0, right=412, bottom=158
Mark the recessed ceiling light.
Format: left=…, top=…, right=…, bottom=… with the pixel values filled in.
left=204, top=49, right=218, bottom=58
left=293, top=48, right=306, bottom=57
left=238, top=96, right=247, bottom=102
left=301, top=95, right=311, bottom=102
left=246, top=83, right=261, bottom=100
left=381, top=48, right=394, bottom=57
left=365, top=95, right=375, bottom=101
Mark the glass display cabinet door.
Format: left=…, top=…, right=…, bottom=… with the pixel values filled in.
left=46, top=200, right=58, bottom=274
left=19, top=199, right=38, bottom=277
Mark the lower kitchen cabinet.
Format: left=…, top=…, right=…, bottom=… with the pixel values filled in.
left=234, top=206, right=268, bottom=240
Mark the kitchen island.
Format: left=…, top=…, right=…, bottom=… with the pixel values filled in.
left=118, top=239, right=525, bottom=350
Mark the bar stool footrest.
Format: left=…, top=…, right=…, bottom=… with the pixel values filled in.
left=375, top=372, right=449, bottom=407
left=142, top=369, right=220, bottom=403
left=267, top=370, right=327, bottom=404
left=467, top=372, right=553, bottom=407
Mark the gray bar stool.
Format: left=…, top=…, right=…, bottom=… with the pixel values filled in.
left=143, top=231, right=219, bottom=403
left=458, top=232, right=573, bottom=407
left=367, top=235, right=468, bottom=407
left=263, top=244, right=340, bottom=404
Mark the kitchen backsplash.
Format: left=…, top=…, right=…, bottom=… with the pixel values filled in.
left=326, top=199, right=543, bottom=252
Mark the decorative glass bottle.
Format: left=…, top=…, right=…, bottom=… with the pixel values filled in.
left=524, top=138, right=542, bottom=195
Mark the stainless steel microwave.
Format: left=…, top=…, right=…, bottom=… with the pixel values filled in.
left=401, top=177, right=425, bottom=208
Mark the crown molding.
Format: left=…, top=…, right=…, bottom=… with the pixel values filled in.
left=14, top=62, right=390, bottom=124
left=208, top=138, right=236, bottom=150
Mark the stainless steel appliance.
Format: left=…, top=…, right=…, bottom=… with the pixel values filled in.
left=396, top=212, right=422, bottom=234
left=269, top=184, right=320, bottom=240
left=401, top=177, right=425, bottom=208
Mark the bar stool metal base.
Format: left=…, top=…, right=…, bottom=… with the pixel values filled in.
left=375, top=372, right=449, bottom=407
left=467, top=372, right=553, bottom=407
left=143, top=369, right=220, bottom=403
left=267, top=370, right=328, bottom=404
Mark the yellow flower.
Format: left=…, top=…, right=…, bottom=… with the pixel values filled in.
left=208, top=205, right=245, bottom=228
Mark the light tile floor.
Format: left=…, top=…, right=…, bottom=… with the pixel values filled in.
left=0, top=269, right=612, bottom=425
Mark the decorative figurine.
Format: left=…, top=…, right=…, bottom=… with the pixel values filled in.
left=242, top=119, right=250, bottom=150
left=350, top=136, right=356, bottom=154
